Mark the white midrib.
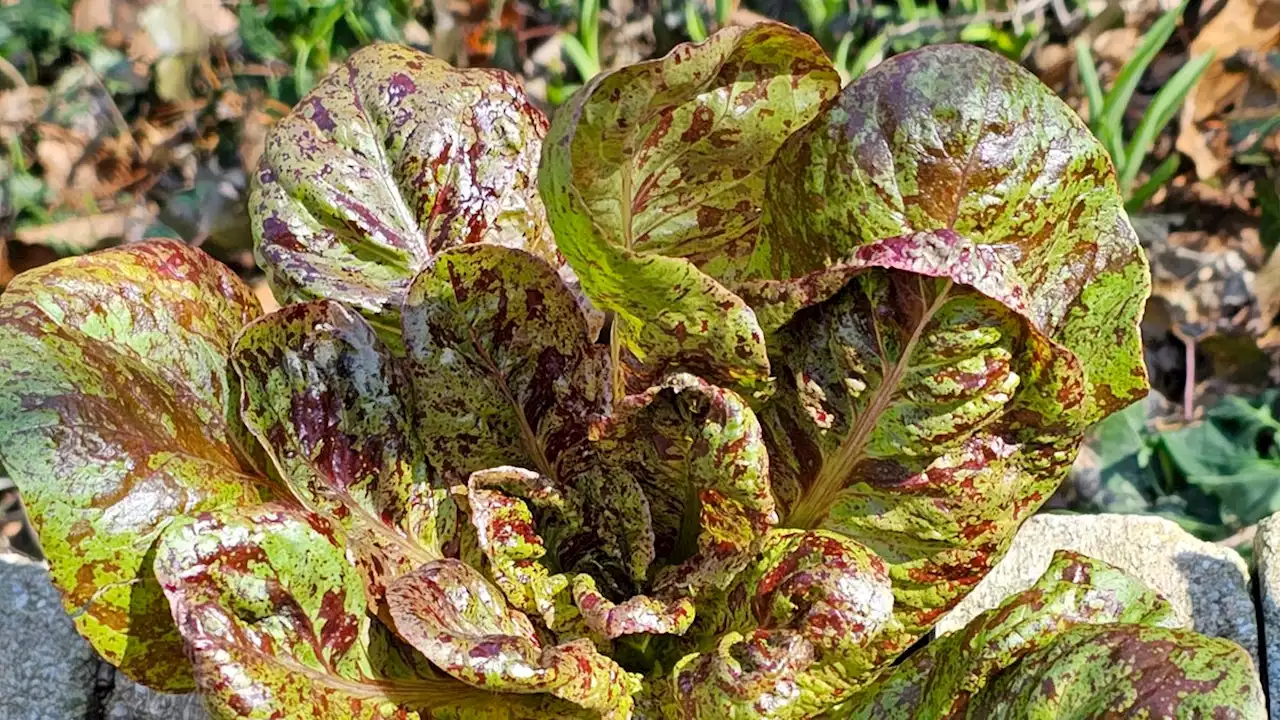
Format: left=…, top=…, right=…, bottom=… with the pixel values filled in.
left=785, top=279, right=954, bottom=530
left=608, top=163, right=637, bottom=406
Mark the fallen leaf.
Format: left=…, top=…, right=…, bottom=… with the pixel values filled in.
left=1177, top=0, right=1280, bottom=178
left=238, top=104, right=273, bottom=175
left=0, top=239, right=12, bottom=287
left=251, top=277, right=280, bottom=314
left=14, top=204, right=155, bottom=250
left=0, top=87, right=48, bottom=143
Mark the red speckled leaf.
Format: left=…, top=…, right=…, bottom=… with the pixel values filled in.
left=402, top=244, right=607, bottom=484
left=155, top=504, right=556, bottom=719
left=671, top=529, right=901, bottom=718
left=589, top=374, right=778, bottom=598
left=838, top=551, right=1264, bottom=718
left=0, top=240, right=269, bottom=690
left=465, top=466, right=576, bottom=621
left=759, top=230, right=1087, bottom=636
left=540, top=23, right=840, bottom=396
left=231, top=300, right=454, bottom=601
left=386, top=559, right=641, bottom=718
left=757, top=43, right=1150, bottom=425
left=251, top=43, right=559, bottom=341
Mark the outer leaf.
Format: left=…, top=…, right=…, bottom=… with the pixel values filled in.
left=386, top=559, right=640, bottom=718
left=759, top=43, right=1150, bottom=425
left=540, top=23, right=840, bottom=393
left=671, top=529, right=900, bottom=719
left=155, top=504, right=552, bottom=719
left=401, top=244, right=605, bottom=483
left=966, top=625, right=1264, bottom=718
left=839, top=550, right=1264, bottom=718
left=0, top=240, right=268, bottom=690
left=251, top=43, right=558, bottom=339
left=231, top=300, right=452, bottom=599
left=761, top=230, right=1085, bottom=634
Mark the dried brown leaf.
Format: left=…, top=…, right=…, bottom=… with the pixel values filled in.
left=1177, top=0, right=1280, bottom=177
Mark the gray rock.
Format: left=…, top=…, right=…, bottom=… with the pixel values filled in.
left=0, top=552, right=98, bottom=720
left=937, top=513, right=1259, bottom=669
left=105, top=672, right=209, bottom=720
left=1254, top=514, right=1280, bottom=719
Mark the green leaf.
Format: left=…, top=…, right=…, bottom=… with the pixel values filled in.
left=671, top=529, right=900, bottom=718
left=966, top=624, right=1264, bottom=717
left=251, top=44, right=559, bottom=343
left=386, top=559, right=640, bottom=718
left=539, top=23, right=840, bottom=394
left=0, top=241, right=270, bottom=690
left=231, top=300, right=454, bottom=600
left=839, top=551, right=1263, bottom=718
left=1160, top=391, right=1280, bottom=527
left=758, top=43, right=1150, bottom=427
left=155, top=504, right=551, bottom=719
left=758, top=230, right=1087, bottom=635
left=400, top=244, right=607, bottom=484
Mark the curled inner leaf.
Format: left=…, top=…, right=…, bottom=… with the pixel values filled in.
left=386, top=559, right=641, bottom=718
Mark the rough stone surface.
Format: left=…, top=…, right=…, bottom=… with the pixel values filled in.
left=105, top=671, right=210, bottom=720
left=0, top=552, right=98, bottom=720
left=938, top=513, right=1259, bottom=669
left=1254, top=513, right=1280, bottom=719
left=0, top=551, right=210, bottom=720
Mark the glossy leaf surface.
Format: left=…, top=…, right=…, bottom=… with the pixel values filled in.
left=387, top=559, right=639, bottom=718
left=0, top=241, right=267, bottom=689
left=252, top=43, right=557, bottom=339
left=540, top=23, right=840, bottom=393
left=155, top=504, right=549, bottom=719
left=232, top=300, right=451, bottom=599
left=401, top=244, right=605, bottom=483
left=672, top=529, right=900, bottom=718
left=761, top=230, right=1085, bottom=633
left=839, top=551, right=1264, bottom=718
left=760, top=43, right=1149, bottom=425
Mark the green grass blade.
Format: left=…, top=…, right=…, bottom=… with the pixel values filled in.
left=846, top=31, right=888, bottom=81
left=561, top=33, right=600, bottom=81
left=1075, top=39, right=1106, bottom=128
left=685, top=1, right=708, bottom=42
left=1100, top=2, right=1185, bottom=141
left=1125, top=154, right=1180, bottom=212
left=716, top=0, right=733, bottom=25
left=581, top=0, right=600, bottom=66
left=1120, top=50, right=1214, bottom=193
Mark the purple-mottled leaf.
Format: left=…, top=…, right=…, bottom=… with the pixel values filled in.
left=838, top=550, right=1264, bottom=718
left=251, top=43, right=560, bottom=341
left=466, top=466, right=575, bottom=621
left=588, top=374, right=778, bottom=598
left=386, top=559, right=641, bottom=718
left=671, top=529, right=900, bottom=718
left=402, top=244, right=606, bottom=484
left=759, top=230, right=1086, bottom=635
left=0, top=240, right=269, bottom=690
left=540, top=23, right=840, bottom=396
left=757, top=43, right=1150, bottom=425
left=232, top=300, right=454, bottom=601
left=155, top=503, right=557, bottom=718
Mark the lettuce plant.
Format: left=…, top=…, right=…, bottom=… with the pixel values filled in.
left=0, top=25, right=1263, bottom=719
